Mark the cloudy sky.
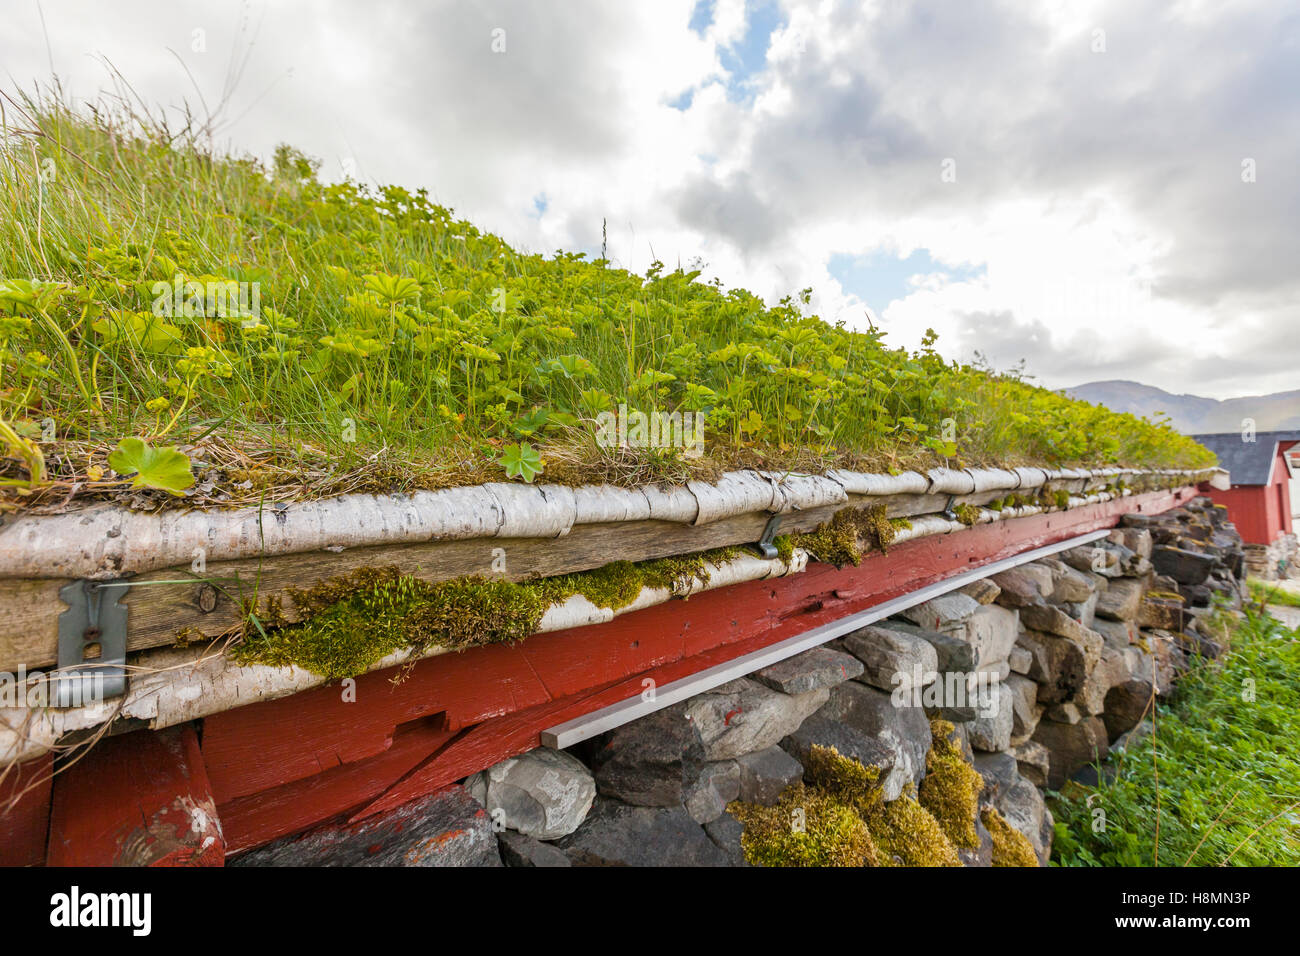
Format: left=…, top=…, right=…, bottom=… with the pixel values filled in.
left=4, top=0, right=1297, bottom=399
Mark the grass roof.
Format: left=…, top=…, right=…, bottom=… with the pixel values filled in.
left=0, top=93, right=1213, bottom=511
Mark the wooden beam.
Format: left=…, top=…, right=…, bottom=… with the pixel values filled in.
left=0, top=753, right=52, bottom=866
left=46, top=723, right=224, bottom=866
left=0, top=484, right=1047, bottom=674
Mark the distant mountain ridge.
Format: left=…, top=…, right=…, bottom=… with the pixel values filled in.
left=1063, top=380, right=1300, bottom=434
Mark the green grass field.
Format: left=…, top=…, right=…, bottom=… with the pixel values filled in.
left=0, top=92, right=1213, bottom=506
left=1051, top=609, right=1300, bottom=866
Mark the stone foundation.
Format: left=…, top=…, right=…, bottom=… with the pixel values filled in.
left=237, top=497, right=1246, bottom=867
left=1244, top=532, right=1298, bottom=580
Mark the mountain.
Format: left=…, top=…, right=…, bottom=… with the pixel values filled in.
left=1063, top=380, right=1300, bottom=434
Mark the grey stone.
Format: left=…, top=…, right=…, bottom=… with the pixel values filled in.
left=1152, top=546, right=1216, bottom=585
left=1061, top=543, right=1123, bottom=578
left=1092, top=617, right=1138, bottom=650
left=1015, top=629, right=1092, bottom=704
left=685, top=678, right=829, bottom=761
left=841, top=624, right=938, bottom=692
left=898, top=592, right=981, bottom=632
left=1041, top=559, right=1095, bottom=603
left=233, top=785, right=500, bottom=867
left=1008, top=645, right=1033, bottom=675
left=1011, top=740, right=1051, bottom=788
left=1044, top=701, right=1084, bottom=724
left=1031, top=717, right=1110, bottom=789
left=683, top=761, right=740, bottom=824
left=498, top=830, right=572, bottom=867
left=877, top=619, right=979, bottom=674
left=999, top=775, right=1054, bottom=865
left=780, top=714, right=898, bottom=796
left=555, top=799, right=730, bottom=866
left=964, top=604, right=1020, bottom=668
left=1005, top=673, right=1043, bottom=745
left=959, top=814, right=994, bottom=867
left=1096, top=578, right=1144, bottom=622
left=1018, top=604, right=1106, bottom=659
left=751, top=646, right=863, bottom=695
left=960, top=579, right=1001, bottom=605
left=971, top=750, right=1019, bottom=806
left=736, top=746, right=803, bottom=806
left=1103, top=679, right=1156, bottom=742
left=817, top=680, right=931, bottom=797
left=466, top=748, right=596, bottom=840
left=966, top=681, right=1014, bottom=752
left=1110, top=527, right=1153, bottom=560
left=703, top=811, right=749, bottom=866
left=590, top=703, right=705, bottom=807
left=991, top=565, right=1054, bottom=606
left=1065, top=590, right=1099, bottom=628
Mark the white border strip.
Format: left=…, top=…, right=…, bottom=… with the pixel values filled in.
left=540, top=528, right=1109, bottom=748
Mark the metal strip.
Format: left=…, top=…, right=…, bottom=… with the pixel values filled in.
left=54, top=579, right=129, bottom=707
left=540, top=528, right=1109, bottom=749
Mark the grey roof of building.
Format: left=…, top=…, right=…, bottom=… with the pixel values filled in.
left=1191, top=430, right=1300, bottom=486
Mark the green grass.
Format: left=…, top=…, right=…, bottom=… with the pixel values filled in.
left=1051, top=609, right=1300, bottom=866
left=1247, top=578, right=1300, bottom=609
left=0, top=89, right=1214, bottom=506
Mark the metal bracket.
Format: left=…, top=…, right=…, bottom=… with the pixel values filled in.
left=940, top=495, right=958, bottom=521
left=757, top=513, right=784, bottom=559
left=54, top=579, right=128, bottom=707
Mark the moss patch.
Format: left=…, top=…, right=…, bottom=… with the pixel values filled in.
left=232, top=569, right=546, bottom=680
left=867, top=794, right=963, bottom=867
left=918, top=719, right=984, bottom=849
left=232, top=546, right=746, bottom=679
left=953, top=502, right=981, bottom=526
left=803, top=744, right=886, bottom=817
left=794, top=504, right=897, bottom=566
left=729, top=783, right=878, bottom=867
left=983, top=807, right=1039, bottom=867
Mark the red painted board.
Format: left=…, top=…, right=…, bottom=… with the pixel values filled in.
left=201, top=640, right=551, bottom=804
left=47, top=724, right=224, bottom=867
left=0, top=753, right=53, bottom=867
left=218, top=717, right=459, bottom=856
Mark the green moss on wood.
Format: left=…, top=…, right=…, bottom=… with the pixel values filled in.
left=232, top=568, right=546, bottom=680
left=794, top=504, right=896, bottom=567
left=953, top=502, right=981, bottom=526
left=232, top=545, right=747, bottom=679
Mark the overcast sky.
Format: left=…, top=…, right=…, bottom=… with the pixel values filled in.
left=4, top=0, right=1297, bottom=399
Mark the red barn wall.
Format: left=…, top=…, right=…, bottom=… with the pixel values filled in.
left=1203, top=441, right=1296, bottom=545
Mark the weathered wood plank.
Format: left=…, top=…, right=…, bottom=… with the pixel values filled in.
left=46, top=723, right=224, bottom=866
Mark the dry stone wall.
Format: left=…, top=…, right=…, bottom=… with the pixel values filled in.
left=235, top=497, right=1246, bottom=867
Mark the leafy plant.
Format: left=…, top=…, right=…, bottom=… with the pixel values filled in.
left=499, top=441, right=543, bottom=483
left=107, top=438, right=196, bottom=495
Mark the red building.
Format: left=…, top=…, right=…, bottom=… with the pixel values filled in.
left=1192, top=431, right=1298, bottom=547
